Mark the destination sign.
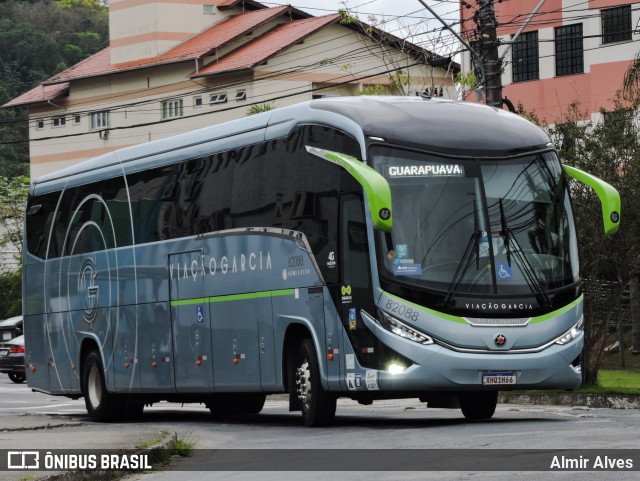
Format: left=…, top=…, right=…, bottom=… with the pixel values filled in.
left=387, top=164, right=465, bottom=177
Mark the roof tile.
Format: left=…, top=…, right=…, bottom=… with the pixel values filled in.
left=192, top=14, right=340, bottom=78
left=3, top=83, right=69, bottom=108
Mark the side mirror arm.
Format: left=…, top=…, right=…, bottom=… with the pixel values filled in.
left=306, top=146, right=392, bottom=232
left=563, top=164, right=620, bottom=235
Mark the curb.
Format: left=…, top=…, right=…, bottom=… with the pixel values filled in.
left=499, top=392, right=640, bottom=409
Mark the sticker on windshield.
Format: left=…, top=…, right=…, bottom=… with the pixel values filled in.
left=394, top=263, right=421, bottom=276
left=387, top=164, right=464, bottom=178
left=395, top=244, right=408, bottom=259
left=496, top=263, right=513, bottom=280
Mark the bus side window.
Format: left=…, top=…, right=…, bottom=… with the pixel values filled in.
left=340, top=193, right=370, bottom=290
left=26, top=191, right=62, bottom=259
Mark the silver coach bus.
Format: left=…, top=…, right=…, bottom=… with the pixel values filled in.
left=23, top=97, right=620, bottom=426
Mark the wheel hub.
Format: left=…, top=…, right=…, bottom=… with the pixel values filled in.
left=296, top=362, right=311, bottom=407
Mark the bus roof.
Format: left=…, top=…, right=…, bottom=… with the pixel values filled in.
left=33, top=96, right=552, bottom=192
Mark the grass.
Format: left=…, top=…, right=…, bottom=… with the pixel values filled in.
left=170, top=432, right=195, bottom=457
left=575, top=369, right=640, bottom=395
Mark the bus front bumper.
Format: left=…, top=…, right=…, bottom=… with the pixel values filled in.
left=363, top=316, right=583, bottom=391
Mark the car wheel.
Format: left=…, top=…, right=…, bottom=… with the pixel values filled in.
left=8, top=372, right=26, bottom=383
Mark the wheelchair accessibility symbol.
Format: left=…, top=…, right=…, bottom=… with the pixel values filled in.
left=197, top=306, right=204, bottom=323
left=496, top=263, right=512, bottom=280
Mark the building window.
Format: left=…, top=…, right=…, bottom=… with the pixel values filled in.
left=235, top=90, right=247, bottom=102
left=162, top=99, right=183, bottom=119
left=36, top=120, right=44, bottom=130
left=555, top=23, right=583, bottom=76
left=602, top=6, right=631, bottom=44
left=512, top=31, right=539, bottom=82
left=210, top=93, right=228, bottom=105
left=194, top=96, right=203, bottom=108
left=74, top=115, right=81, bottom=125
left=90, top=111, right=110, bottom=130
left=52, top=116, right=66, bottom=128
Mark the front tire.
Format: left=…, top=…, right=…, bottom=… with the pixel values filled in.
left=8, top=372, right=26, bottom=383
left=459, top=391, right=498, bottom=420
left=295, top=338, right=336, bottom=427
left=82, top=351, right=125, bottom=422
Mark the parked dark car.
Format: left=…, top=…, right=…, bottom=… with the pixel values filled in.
left=0, top=335, right=25, bottom=383
left=0, top=316, right=23, bottom=342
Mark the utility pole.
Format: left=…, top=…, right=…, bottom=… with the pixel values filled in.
left=475, top=0, right=502, bottom=108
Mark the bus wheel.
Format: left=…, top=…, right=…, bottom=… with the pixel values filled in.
left=295, top=338, right=336, bottom=427
left=459, top=391, right=498, bottom=420
left=8, top=372, right=26, bottom=383
left=207, top=394, right=266, bottom=417
left=82, top=351, right=124, bottom=422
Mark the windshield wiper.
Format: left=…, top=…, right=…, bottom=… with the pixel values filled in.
left=443, top=230, right=482, bottom=306
left=499, top=198, right=551, bottom=308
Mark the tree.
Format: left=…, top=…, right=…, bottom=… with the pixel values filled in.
left=546, top=98, right=640, bottom=384
left=0, top=175, right=29, bottom=262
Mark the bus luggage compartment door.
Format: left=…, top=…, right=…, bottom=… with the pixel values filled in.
left=169, top=251, right=214, bottom=391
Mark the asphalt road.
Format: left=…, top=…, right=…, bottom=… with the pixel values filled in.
left=1, top=375, right=639, bottom=481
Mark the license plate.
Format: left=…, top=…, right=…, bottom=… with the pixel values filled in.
left=482, top=372, right=516, bottom=385
left=0, top=349, right=8, bottom=356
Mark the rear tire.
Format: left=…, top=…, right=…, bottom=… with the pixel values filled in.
left=207, top=393, right=266, bottom=417
left=8, top=372, right=26, bottom=383
left=82, top=351, right=125, bottom=422
left=459, top=391, right=498, bottom=420
left=295, top=338, right=336, bottom=427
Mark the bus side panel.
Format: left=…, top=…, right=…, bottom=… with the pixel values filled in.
left=258, top=295, right=277, bottom=391
left=211, top=297, right=260, bottom=392
left=137, top=301, right=174, bottom=392
left=23, top=313, right=50, bottom=392
left=169, top=250, right=214, bottom=393
left=45, top=310, right=74, bottom=394
left=111, top=304, right=141, bottom=393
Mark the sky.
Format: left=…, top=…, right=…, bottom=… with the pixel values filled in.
left=260, top=1, right=463, bottom=57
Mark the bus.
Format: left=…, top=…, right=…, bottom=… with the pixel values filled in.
left=23, top=96, right=620, bottom=426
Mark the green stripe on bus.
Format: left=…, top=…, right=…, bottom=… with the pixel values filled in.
left=170, top=289, right=296, bottom=307
left=383, top=292, right=467, bottom=324
left=529, top=295, right=583, bottom=325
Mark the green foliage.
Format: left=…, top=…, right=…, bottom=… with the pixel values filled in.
left=455, top=71, right=477, bottom=90
left=246, top=103, right=275, bottom=116
left=357, top=84, right=389, bottom=96
left=0, top=269, right=21, bottom=319
left=544, top=97, right=640, bottom=385
left=0, top=175, right=29, bottom=260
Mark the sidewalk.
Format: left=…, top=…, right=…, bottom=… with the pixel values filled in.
left=0, top=412, right=172, bottom=481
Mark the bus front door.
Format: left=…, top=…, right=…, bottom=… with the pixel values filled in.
left=169, top=250, right=214, bottom=392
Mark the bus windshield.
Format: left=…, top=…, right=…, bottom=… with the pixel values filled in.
left=372, top=146, right=580, bottom=296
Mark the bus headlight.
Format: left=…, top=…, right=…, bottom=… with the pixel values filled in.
left=377, top=310, right=434, bottom=345
left=555, top=316, right=584, bottom=345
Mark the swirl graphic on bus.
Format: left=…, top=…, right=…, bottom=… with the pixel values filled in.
left=79, top=257, right=99, bottom=323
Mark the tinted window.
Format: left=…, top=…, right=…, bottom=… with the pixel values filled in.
left=26, top=191, right=62, bottom=259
